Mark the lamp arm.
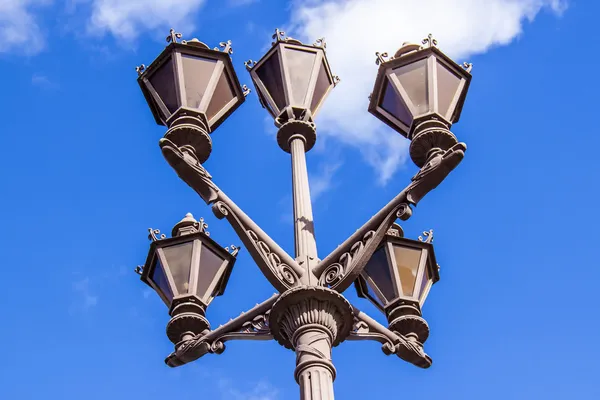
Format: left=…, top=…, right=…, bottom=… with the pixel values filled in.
left=159, top=138, right=304, bottom=292
left=348, top=305, right=432, bottom=369
left=165, top=294, right=279, bottom=367
left=314, top=142, right=467, bottom=292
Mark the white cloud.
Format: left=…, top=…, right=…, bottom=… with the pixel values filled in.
left=0, top=0, right=51, bottom=54
left=290, top=0, right=567, bottom=183
left=310, top=160, right=343, bottom=200
left=218, top=379, right=279, bottom=400
left=86, top=0, right=207, bottom=40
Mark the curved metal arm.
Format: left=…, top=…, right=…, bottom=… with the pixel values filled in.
left=165, top=294, right=279, bottom=367
left=347, top=305, right=432, bottom=369
left=314, top=142, right=466, bottom=290
left=160, top=138, right=304, bottom=292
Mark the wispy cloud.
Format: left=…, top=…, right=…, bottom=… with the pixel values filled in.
left=70, top=277, right=98, bottom=313
left=32, top=73, right=58, bottom=89
left=85, top=0, right=207, bottom=41
left=290, top=0, right=568, bottom=183
left=310, top=160, right=343, bottom=200
left=218, top=378, right=279, bottom=400
left=0, top=0, right=51, bottom=55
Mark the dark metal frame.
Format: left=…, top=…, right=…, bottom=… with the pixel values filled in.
left=368, top=45, right=472, bottom=139
left=141, top=230, right=237, bottom=311
left=138, top=41, right=246, bottom=132
left=248, top=38, right=335, bottom=119
left=355, top=235, right=440, bottom=312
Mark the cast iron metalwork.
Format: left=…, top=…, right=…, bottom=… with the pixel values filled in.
left=135, top=28, right=471, bottom=400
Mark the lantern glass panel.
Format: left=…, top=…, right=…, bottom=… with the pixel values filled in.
left=150, top=257, right=174, bottom=302
left=181, top=55, right=218, bottom=109
left=392, top=245, right=422, bottom=297
left=364, top=246, right=395, bottom=302
left=394, top=58, right=429, bottom=114
left=310, top=59, right=331, bottom=113
left=381, top=79, right=411, bottom=126
left=196, top=244, right=225, bottom=299
left=256, top=53, right=286, bottom=110
left=206, top=71, right=235, bottom=120
left=286, top=49, right=317, bottom=105
left=149, top=57, right=179, bottom=113
left=436, top=59, right=462, bottom=118
left=418, top=262, right=431, bottom=298
left=162, top=242, right=194, bottom=295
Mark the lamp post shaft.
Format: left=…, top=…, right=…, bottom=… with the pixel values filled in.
left=295, top=325, right=336, bottom=400
left=290, top=136, right=318, bottom=271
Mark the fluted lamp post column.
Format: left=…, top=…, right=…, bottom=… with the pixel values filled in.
left=135, top=29, right=473, bottom=400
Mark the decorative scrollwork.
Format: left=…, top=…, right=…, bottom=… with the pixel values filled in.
left=422, top=33, right=438, bottom=48
left=272, top=28, right=287, bottom=44
left=215, top=40, right=233, bottom=55
left=396, top=203, right=413, bottom=221
left=462, top=62, right=473, bottom=73
left=166, top=28, right=182, bottom=44
left=418, top=229, right=434, bottom=243
left=248, top=230, right=299, bottom=285
left=225, top=244, right=240, bottom=257
left=242, top=84, right=251, bottom=97
left=375, top=51, right=389, bottom=65
left=313, top=37, right=326, bottom=49
left=148, top=228, right=166, bottom=241
left=134, top=265, right=143, bottom=275
left=241, top=310, right=271, bottom=334
left=333, top=75, right=341, bottom=86
left=244, top=59, right=257, bottom=71
left=320, top=263, right=344, bottom=286
left=135, top=64, right=146, bottom=76
left=197, top=217, right=209, bottom=236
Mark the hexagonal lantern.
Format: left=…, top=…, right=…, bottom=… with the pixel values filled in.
left=137, top=30, right=246, bottom=163
left=246, top=30, right=337, bottom=126
left=355, top=224, right=439, bottom=344
left=139, top=213, right=238, bottom=344
left=368, top=35, right=472, bottom=167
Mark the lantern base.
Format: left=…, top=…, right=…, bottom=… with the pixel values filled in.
left=165, top=113, right=212, bottom=164
left=386, top=300, right=429, bottom=344
left=409, top=119, right=458, bottom=167
left=277, top=120, right=317, bottom=153
left=167, top=301, right=210, bottom=344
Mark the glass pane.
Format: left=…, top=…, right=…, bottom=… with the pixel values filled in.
left=150, top=257, right=174, bottom=303
left=196, top=244, right=225, bottom=300
left=285, top=48, right=317, bottom=105
left=149, top=57, right=179, bottom=113
left=256, top=52, right=286, bottom=110
left=363, top=247, right=395, bottom=302
left=181, top=55, right=217, bottom=109
left=418, top=262, right=430, bottom=298
left=394, top=58, right=429, bottom=115
left=380, top=79, right=411, bottom=126
left=310, top=60, right=332, bottom=113
left=392, top=245, right=423, bottom=297
left=206, top=70, right=235, bottom=121
left=436, top=59, right=461, bottom=118
left=163, top=242, right=194, bottom=295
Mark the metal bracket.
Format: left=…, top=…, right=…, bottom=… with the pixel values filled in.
left=165, top=294, right=279, bottom=367
left=347, top=306, right=432, bottom=369
left=160, top=138, right=304, bottom=292
left=314, top=142, right=466, bottom=289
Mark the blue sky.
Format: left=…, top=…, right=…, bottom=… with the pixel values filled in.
left=1, top=0, right=599, bottom=399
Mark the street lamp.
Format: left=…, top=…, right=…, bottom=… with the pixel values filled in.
left=135, top=29, right=471, bottom=400
left=355, top=224, right=439, bottom=344
left=138, top=213, right=238, bottom=344
left=137, top=29, right=247, bottom=163
left=369, top=34, right=472, bottom=167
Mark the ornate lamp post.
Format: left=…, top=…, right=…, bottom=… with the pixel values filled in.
left=135, top=29, right=472, bottom=400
